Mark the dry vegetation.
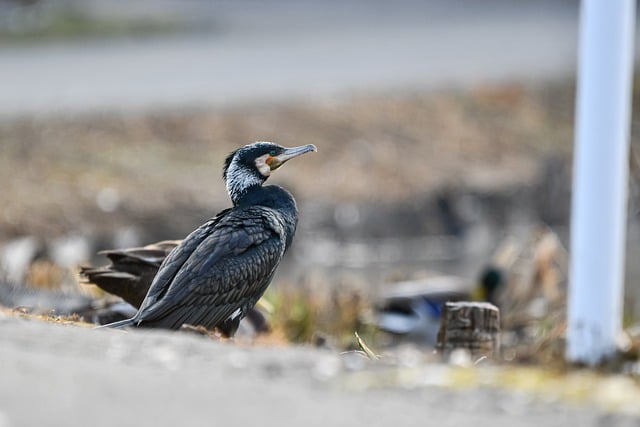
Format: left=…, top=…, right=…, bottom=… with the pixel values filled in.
left=0, top=82, right=576, bottom=240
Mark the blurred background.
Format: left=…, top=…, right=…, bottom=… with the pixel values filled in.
left=1, top=0, right=640, bottom=353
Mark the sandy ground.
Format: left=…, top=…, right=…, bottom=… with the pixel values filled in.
left=0, top=315, right=638, bottom=427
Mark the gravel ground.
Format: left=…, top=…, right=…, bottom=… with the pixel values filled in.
left=0, top=315, right=638, bottom=427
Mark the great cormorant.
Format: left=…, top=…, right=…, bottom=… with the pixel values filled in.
left=80, top=240, right=269, bottom=333
left=101, top=142, right=316, bottom=336
left=81, top=240, right=180, bottom=309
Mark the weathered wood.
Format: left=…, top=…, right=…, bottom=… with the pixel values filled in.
left=437, top=301, right=500, bottom=357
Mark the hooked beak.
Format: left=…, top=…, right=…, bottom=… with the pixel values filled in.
left=268, top=144, right=317, bottom=170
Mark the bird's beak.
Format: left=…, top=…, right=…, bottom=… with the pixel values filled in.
left=268, top=144, right=317, bottom=170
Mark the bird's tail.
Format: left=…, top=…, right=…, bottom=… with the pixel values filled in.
left=95, top=318, right=136, bottom=329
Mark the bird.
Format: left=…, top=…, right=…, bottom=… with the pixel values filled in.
left=374, top=269, right=509, bottom=347
left=80, top=240, right=270, bottom=334
left=373, top=274, right=472, bottom=346
left=100, top=142, right=317, bottom=336
left=81, top=240, right=180, bottom=309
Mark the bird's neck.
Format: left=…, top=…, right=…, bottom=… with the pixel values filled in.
left=227, top=175, right=264, bottom=205
left=231, top=183, right=264, bottom=207
left=234, top=185, right=298, bottom=250
left=233, top=185, right=294, bottom=210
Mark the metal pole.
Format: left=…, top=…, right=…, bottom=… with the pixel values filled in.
left=568, top=0, right=636, bottom=365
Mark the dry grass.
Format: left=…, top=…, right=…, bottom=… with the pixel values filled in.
left=0, top=82, right=576, bottom=240
left=1, top=306, right=93, bottom=327
left=264, top=276, right=375, bottom=349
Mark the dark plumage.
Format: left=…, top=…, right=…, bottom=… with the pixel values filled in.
left=80, top=240, right=270, bottom=332
left=81, top=240, right=179, bottom=308
left=101, top=142, right=316, bottom=335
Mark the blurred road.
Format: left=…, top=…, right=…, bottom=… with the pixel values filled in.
left=0, top=0, right=590, bottom=116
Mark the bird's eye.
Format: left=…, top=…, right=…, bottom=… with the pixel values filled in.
left=269, top=150, right=277, bottom=156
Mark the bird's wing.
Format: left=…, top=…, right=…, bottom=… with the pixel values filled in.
left=133, top=207, right=285, bottom=329
left=100, top=240, right=180, bottom=268
left=80, top=240, right=182, bottom=307
left=81, top=240, right=180, bottom=285
left=137, top=209, right=232, bottom=312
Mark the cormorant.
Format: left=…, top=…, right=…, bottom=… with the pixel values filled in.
left=80, top=240, right=269, bottom=333
left=81, top=240, right=179, bottom=309
left=101, top=142, right=316, bottom=336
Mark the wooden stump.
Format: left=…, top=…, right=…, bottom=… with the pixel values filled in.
left=436, top=301, right=500, bottom=358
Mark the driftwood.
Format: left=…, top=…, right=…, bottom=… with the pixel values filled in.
left=437, top=301, right=500, bottom=358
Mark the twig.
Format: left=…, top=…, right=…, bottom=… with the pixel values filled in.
left=355, top=331, right=380, bottom=360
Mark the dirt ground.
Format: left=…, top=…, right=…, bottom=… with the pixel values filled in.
left=1, top=315, right=638, bottom=427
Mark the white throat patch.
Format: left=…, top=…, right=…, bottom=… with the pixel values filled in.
left=254, top=154, right=272, bottom=177
left=225, top=155, right=264, bottom=203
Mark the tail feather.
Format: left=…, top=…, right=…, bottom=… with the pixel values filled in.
left=96, top=318, right=137, bottom=329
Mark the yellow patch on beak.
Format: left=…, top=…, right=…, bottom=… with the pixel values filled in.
left=265, top=155, right=283, bottom=171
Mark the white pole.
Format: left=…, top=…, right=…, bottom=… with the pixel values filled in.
left=568, top=0, right=636, bottom=365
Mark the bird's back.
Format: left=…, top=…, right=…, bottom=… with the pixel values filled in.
left=128, top=203, right=291, bottom=331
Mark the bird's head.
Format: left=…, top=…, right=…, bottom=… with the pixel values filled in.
left=471, top=265, right=504, bottom=305
left=223, top=142, right=317, bottom=204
